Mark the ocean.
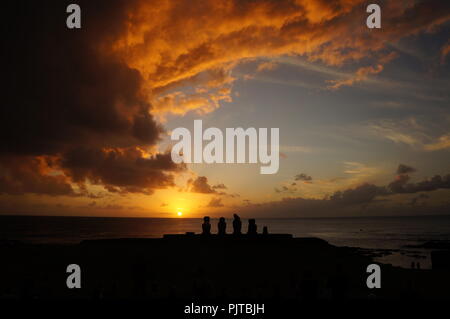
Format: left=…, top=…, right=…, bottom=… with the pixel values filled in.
left=2, top=215, right=450, bottom=269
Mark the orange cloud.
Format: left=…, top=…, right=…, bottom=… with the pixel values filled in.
left=0, top=156, right=74, bottom=196
left=152, top=87, right=232, bottom=120
left=441, top=40, right=450, bottom=63
left=3, top=0, right=450, bottom=200
left=424, top=134, right=450, bottom=151
left=327, top=52, right=398, bottom=89
left=257, top=61, right=278, bottom=72
left=108, top=0, right=450, bottom=117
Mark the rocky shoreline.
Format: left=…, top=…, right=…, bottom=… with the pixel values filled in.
left=1, top=234, right=450, bottom=299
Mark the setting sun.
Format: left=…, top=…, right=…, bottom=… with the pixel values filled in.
left=177, top=211, right=183, bottom=216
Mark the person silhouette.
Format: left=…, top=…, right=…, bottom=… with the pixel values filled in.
left=218, top=217, right=226, bottom=235
left=232, top=214, right=242, bottom=235
left=202, top=216, right=211, bottom=235
left=247, top=219, right=257, bottom=235
left=263, top=226, right=268, bottom=235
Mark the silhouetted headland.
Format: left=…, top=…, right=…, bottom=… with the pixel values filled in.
left=1, top=216, right=450, bottom=300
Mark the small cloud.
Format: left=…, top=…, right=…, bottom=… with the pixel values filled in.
left=343, top=162, right=380, bottom=181
left=188, top=176, right=216, bottom=194
left=368, top=118, right=450, bottom=152
left=344, top=162, right=365, bottom=174
left=424, top=134, right=450, bottom=151
left=275, top=185, right=297, bottom=194
left=327, top=52, right=397, bottom=90
left=187, top=177, right=231, bottom=196
left=257, top=61, right=278, bottom=72
left=212, top=183, right=227, bottom=190
left=295, top=173, right=312, bottom=182
left=369, top=119, right=424, bottom=148
left=207, top=197, right=224, bottom=208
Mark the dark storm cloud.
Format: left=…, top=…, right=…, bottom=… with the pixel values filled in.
left=388, top=174, right=450, bottom=194
left=388, top=164, right=450, bottom=194
left=2, top=0, right=151, bottom=155
left=1, top=0, right=184, bottom=195
left=329, top=183, right=387, bottom=205
left=330, top=171, right=450, bottom=203
left=59, top=147, right=184, bottom=195
left=243, top=166, right=450, bottom=217
left=0, top=156, right=74, bottom=196
left=388, top=174, right=411, bottom=193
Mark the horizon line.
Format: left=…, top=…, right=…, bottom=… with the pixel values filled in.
left=1, top=213, right=450, bottom=220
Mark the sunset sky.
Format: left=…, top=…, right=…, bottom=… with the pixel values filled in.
left=1, top=0, right=450, bottom=218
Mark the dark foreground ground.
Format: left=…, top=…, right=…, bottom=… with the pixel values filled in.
left=1, top=234, right=450, bottom=302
